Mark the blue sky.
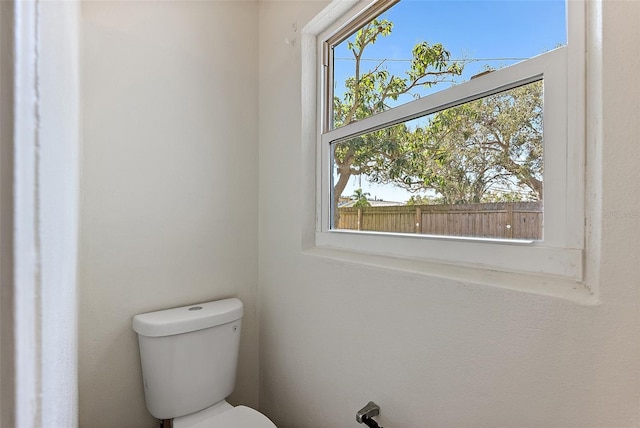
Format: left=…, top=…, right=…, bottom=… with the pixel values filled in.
left=334, top=0, right=566, bottom=96
left=333, top=0, right=566, bottom=202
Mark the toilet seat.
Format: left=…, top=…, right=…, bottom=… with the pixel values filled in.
left=176, top=405, right=276, bottom=428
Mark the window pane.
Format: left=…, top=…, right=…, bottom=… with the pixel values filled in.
left=331, top=80, right=543, bottom=240
left=331, top=0, right=565, bottom=129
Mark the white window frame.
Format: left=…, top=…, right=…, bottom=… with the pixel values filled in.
left=305, top=0, right=585, bottom=282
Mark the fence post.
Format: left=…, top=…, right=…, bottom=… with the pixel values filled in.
left=357, top=208, right=362, bottom=231
left=415, top=206, right=422, bottom=234
left=506, top=203, right=513, bottom=239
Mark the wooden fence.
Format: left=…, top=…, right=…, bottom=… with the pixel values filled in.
left=337, top=201, right=542, bottom=240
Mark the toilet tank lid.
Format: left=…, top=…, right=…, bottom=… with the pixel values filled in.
left=132, top=298, right=243, bottom=337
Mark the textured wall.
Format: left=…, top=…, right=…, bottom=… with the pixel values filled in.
left=39, top=2, right=81, bottom=425
left=77, top=1, right=640, bottom=427
left=258, top=1, right=640, bottom=427
left=80, top=2, right=259, bottom=427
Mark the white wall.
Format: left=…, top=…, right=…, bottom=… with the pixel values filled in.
left=80, top=2, right=259, bottom=426
left=258, top=1, right=640, bottom=427
left=39, top=2, right=81, bottom=425
left=78, top=1, right=640, bottom=426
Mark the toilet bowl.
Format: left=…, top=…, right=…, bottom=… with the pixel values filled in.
left=132, top=298, right=276, bottom=427
left=173, top=401, right=276, bottom=428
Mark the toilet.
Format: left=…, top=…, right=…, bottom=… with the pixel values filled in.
left=132, top=298, right=276, bottom=427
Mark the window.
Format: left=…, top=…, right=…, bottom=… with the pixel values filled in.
left=309, top=0, right=585, bottom=281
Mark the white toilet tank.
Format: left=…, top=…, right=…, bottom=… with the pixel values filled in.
left=132, top=298, right=243, bottom=420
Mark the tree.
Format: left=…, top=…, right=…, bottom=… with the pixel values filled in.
left=332, top=18, right=463, bottom=224
left=473, top=81, right=543, bottom=200
left=351, top=188, right=371, bottom=208
left=369, top=81, right=543, bottom=203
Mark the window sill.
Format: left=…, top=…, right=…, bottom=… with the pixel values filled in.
left=303, top=243, right=594, bottom=305
left=317, top=229, right=582, bottom=276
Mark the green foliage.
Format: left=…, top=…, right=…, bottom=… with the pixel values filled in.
left=371, top=81, right=544, bottom=204
left=406, top=195, right=432, bottom=206
left=332, top=17, right=464, bottom=223
left=333, top=20, right=463, bottom=128
left=481, top=190, right=532, bottom=203
left=351, top=188, right=371, bottom=208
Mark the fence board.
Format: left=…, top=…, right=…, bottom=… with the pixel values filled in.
left=337, top=202, right=542, bottom=240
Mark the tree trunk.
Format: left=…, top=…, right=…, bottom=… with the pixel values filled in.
left=333, top=165, right=352, bottom=228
